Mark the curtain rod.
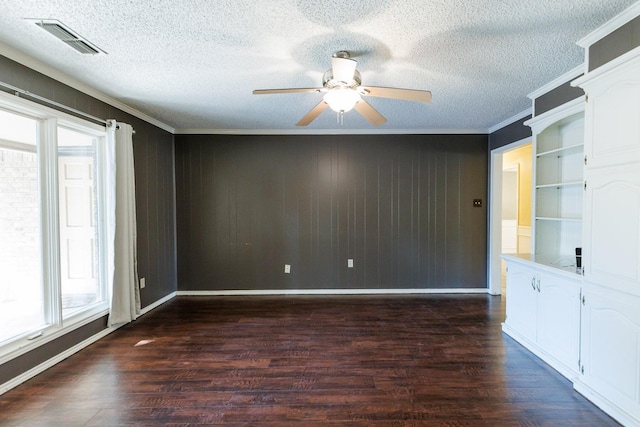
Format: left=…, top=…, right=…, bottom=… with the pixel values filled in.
left=0, top=80, right=107, bottom=125
left=108, top=120, right=136, bottom=134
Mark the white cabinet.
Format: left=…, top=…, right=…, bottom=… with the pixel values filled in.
left=574, top=286, right=640, bottom=426
left=583, top=165, right=640, bottom=295
left=579, top=54, right=640, bottom=170
left=502, top=255, right=581, bottom=378
left=577, top=55, right=640, bottom=297
left=572, top=34, right=640, bottom=427
left=504, top=260, right=538, bottom=341
left=525, top=99, right=585, bottom=270
left=503, top=10, right=640, bottom=425
left=536, top=268, right=581, bottom=373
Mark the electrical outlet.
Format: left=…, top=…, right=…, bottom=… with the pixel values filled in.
left=284, top=264, right=291, bottom=274
left=140, top=277, right=146, bottom=288
left=348, top=259, right=354, bottom=268
left=473, top=199, right=482, bottom=207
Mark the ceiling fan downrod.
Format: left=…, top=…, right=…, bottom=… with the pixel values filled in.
left=332, top=51, right=351, bottom=59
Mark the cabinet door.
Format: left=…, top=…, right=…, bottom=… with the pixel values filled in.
left=536, top=272, right=581, bottom=374
left=583, top=59, right=640, bottom=170
left=583, top=165, right=640, bottom=295
left=505, top=263, right=537, bottom=341
left=580, top=287, right=640, bottom=422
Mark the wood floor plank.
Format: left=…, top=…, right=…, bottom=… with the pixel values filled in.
left=0, top=295, right=621, bottom=426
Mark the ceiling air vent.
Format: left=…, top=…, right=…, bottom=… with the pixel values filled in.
left=31, top=19, right=105, bottom=55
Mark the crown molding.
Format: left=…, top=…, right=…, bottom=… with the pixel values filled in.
left=527, top=65, right=584, bottom=100
left=524, top=96, right=585, bottom=131
left=174, top=128, right=488, bottom=135
left=0, top=41, right=175, bottom=133
left=487, top=108, right=532, bottom=134
left=577, top=1, right=640, bottom=48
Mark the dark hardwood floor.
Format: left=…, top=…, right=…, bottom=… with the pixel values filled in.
left=0, top=295, right=620, bottom=426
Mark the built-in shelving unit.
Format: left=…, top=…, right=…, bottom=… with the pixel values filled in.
left=504, top=4, right=640, bottom=425
left=525, top=101, right=585, bottom=272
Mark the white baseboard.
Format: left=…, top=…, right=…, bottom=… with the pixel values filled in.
left=0, top=326, right=118, bottom=395
left=0, top=292, right=177, bottom=396
left=139, top=291, right=176, bottom=316
left=177, top=288, right=490, bottom=296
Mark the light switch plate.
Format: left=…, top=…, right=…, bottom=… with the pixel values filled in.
left=284, top=264, right=291, bottom=274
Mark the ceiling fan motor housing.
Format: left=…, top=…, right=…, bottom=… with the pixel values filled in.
left=323, top=69, right=362, bottom=89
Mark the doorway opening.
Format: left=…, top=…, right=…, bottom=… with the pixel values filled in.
left=489, top=139, right=532, bottom=295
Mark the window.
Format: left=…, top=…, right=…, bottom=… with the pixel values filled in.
left=0, top=93, right=108, bottom=357
left=58, top=126, right=101, bottom=317
left=0, top=110, right=43, bottom=344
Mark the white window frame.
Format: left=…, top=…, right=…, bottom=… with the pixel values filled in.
left=0, top=91, right=109, bottom=364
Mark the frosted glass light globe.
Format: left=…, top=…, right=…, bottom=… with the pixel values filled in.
left=323, top=88, right=361, bottom=112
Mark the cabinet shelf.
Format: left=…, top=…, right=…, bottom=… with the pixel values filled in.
left=529, top=102, right=584, bottom=266
left=537, top=143, right=583, bottom=158
left=536, top=216, right=582, bottom=222
left=536, top=181, right=582, bottom=189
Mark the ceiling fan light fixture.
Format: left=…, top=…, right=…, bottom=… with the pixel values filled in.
left=323, top=88, right=361, bottom=113
left=253, top=51, right=431, bottom=126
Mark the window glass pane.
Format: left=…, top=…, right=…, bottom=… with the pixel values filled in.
left=57, top=126, right=101, bottom=316
left=0, top=109, right=37, bottom=145
left=0, top=112, right=44, bottom=344
left=58, top=127, right=94, bottom=147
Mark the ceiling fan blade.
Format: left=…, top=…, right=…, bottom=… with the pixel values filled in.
left=295, top=101, right=329, bottom=126
left=331, top=57, right=358, bottom=83
left=253, top=88, right=324, bottom=95
left=361, top=86, right=432, bottom=103
left=354, top=100, right=387, bottom=126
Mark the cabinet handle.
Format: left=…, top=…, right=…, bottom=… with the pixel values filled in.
left=531, top=277, right=536, bottom=290
left=536, top=278, right=541, bottom=293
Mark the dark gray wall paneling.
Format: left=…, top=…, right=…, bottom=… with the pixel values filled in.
left=534, top=80, right=585, bottom=117
left=589, top=15, right=640, bottom=71
left=489, top=115, right=532, bottom=151
left=0, top=54, right=177, bottom=385
left=175, top=134, right=488, bottom=291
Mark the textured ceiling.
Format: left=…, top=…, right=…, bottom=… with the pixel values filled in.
left=0, top=0, right=636, bottom=133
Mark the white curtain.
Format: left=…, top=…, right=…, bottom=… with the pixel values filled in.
left=106, top=120, right=140, bottom=327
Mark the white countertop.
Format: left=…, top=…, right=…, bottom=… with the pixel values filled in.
left=501, top=253, right=583, bottom=279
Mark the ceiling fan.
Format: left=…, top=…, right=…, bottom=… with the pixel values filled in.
left=253, top=51, right=432, bottom=126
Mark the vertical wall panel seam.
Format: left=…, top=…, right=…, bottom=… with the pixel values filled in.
left=377, top=148, right=380, bottom=288
left=444, top=151, right=449, bottom=287
left=394, top=152, right=398, bottom=287
left=363, top=148, right=368, bottom=288
left=411, top=150, right=416, bottom=287
left=335, top=143, right=339, bottom=287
